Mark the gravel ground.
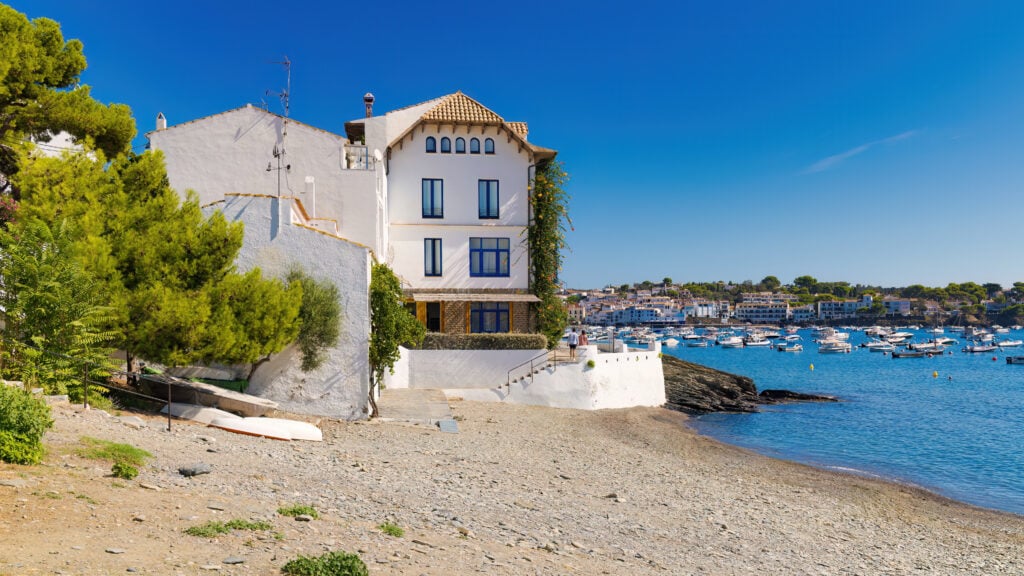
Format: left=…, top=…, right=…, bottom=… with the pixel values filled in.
left=1, top=398, right=1023, bottom=575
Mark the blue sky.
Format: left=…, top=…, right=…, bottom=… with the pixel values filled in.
left=10, top=1, right=1024, bottom=290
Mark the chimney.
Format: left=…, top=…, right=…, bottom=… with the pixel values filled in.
left=156, top=112, right=167, bottom=131
left=363, top=92, right=375, bottom=117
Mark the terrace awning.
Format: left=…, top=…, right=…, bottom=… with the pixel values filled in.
left=409, top=292, right=540, bottom=303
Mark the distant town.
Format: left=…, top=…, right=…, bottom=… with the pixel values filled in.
left=562, top=277, right=1024, bottom=326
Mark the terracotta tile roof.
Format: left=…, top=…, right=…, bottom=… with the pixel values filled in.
left=506, top=121, right=528, bottom=139
left=421, top=92, right=504, bottom=124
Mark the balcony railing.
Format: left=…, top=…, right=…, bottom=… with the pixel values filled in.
left=343, top=145, right=373, bottom=171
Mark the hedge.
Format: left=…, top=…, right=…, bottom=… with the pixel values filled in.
left=414, top=333, right=547, bottom=351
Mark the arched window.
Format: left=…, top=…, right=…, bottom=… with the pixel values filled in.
left=484, top=138, right=495, bottom=155
left=440, top=137, right=451, bottom=153
left=425, top=137, right=436, bottom=153
left=470, top=138, right=480, bottom=154
left=455, top=137, right=466, bottom=154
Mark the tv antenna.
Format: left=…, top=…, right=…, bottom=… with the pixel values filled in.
left=265, top=57, right=291, bottom=197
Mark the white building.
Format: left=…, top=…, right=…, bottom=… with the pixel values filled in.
left=734, top=302, right=790, bottom=324
left=146, top=92, right=561, bottom=417
left=817, top=295, right=873, bottom=320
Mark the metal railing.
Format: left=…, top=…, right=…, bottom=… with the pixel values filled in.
left=343, top=145, right=374, bottom=170
left=506, top=350, right=554, bottom=388
left=1, top=337, right=176, bottom=430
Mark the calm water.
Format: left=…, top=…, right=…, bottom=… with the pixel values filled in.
left=661, top=328, right=1024, bottom=516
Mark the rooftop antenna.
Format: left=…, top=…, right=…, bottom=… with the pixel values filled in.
left=264, top=57, right=291, bottom=197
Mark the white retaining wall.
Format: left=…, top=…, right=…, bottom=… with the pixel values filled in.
left=385, top=344, right=665, bottom=410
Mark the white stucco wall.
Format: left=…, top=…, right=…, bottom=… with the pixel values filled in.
left=211, top=194, right=372, bottom=420
left=148, top=106, right=382, bottom=252
left=385, top=124, right=531, bottom=290
left=388, top=345, right=665, bottom=411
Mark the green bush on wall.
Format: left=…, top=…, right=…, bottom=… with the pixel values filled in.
left=414, top=333, right=547, bottom=351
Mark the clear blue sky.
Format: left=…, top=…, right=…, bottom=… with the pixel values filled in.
left=10, top=1, right=1024, bottom=290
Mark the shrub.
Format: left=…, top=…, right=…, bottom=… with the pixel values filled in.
left=0, top=385, right=53, bottom=464
left=281, top=551, right=368, bottom=576
left=415, top=333, right=547, bottom=351
left=111, top=461, right=138, bottom=480
left=378, top=522, right=403, bottom=537
left=277, top=504, right=319, bottom=519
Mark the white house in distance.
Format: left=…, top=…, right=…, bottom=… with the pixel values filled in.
left=146, top=92, right=575, bottom=417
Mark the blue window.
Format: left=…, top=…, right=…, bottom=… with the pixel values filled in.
left=470, top=138, right=480, bottom=154
left=440, top=137, right=451, bottom=153
left=471, top=302, right=509, bottom=333
left=425, top=136, right=436, bottom=153
left=455, top=137, right=466, bottom=154
left=469, top=237, right=509, bottom=277
left=422, top=179, right=443, bottom=218
left=484, top=138, right=495, bottom=154
left=478, top=180, right=499, bottom=219
left=424, top=238, right=442, bottom=276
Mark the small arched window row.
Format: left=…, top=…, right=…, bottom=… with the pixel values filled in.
left=427, top=135, right=495, bottom=155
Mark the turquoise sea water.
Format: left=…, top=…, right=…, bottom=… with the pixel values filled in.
left=661, top=328, right=1024, bottom=516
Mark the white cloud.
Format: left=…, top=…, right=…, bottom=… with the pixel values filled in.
left=803, top=130, right=918, bottom=174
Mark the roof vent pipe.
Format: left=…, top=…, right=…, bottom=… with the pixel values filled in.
left=156, top=112, right=167, bottom=131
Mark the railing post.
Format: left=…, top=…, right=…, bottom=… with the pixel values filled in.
left=82, top=363, right=88, bottom=409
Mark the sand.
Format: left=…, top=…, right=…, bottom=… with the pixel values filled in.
left=1, top=398, right=1022, bottom=575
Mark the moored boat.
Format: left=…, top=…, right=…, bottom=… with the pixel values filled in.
left=1007, top=356, right=1024, bottom=364
left=778, top=343, right=803, bottom=352
left=818, top=340, right=852, bottom=354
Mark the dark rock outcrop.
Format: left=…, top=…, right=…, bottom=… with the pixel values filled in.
left=662, top=355, right=759, bottom=414
left=758, top=389, right=838, bottom=403
left=662, top=355, right=838, bottom=414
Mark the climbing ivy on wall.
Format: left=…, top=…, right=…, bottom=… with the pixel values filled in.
left=527, top=161, right=571, bottom=349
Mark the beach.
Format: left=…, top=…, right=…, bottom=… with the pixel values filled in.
left=2, top=399, right=1022, bottom=575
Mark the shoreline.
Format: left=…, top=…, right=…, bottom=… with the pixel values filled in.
left=2, top=399, right=1023, bottom=574
left=683, top=415, right=1024, bottom=522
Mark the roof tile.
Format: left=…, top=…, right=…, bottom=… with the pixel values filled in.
left=421, top=92, right=504, bottom=124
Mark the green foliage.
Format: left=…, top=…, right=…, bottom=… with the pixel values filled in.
left=281, top=551, right=368, bottom=576
left=0, top=4, right=135, bottom=197
left=184, top=519, right=272, bottom=537
left=111, top=461, right=138, bottom=480
left=77, top=436, right=151, bottom=467
left=377, top=522, right=404, bottom=537
left=287, top=270, right=341, bottom=372
left=415, top=333, right=547, bottom=350
left=277, top=504, right=319, bottom=519
left=528, top=161, right=571, bottom=349
left=586, top=359, right=596, bottom=369
left=369, top=263, right=425, bottom=414
left=0, top=384, right=53, bottom=464
left=0, top=221, right=117, bottom=397
left=11, top=148, right=302, bottom=372
left=0, top=430, right=45, bottom=465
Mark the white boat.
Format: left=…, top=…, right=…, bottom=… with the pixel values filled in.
left=909, top=342, right=946, bottom=353
left=934, top=337, right=958, bottom=346
left=863, top=340, right=895, bottom=352
left=719, top=336, right=745, bottom=348
left=962, top=343, right=997, bottom=353
left=928, top=327, right=944, bottom=335
left=208, top=417, right=324, bottom=442
left=744, top=337, right=772, bottom=347
left=997, top=339, right=1023, bottom=348
left=686, top=339, right=709, bottom=347
left=777, top=343, right=803, bottom=352
left=782, top=334, right=802, bottom=341
left=818, top=340, right=852, bottom=353
left=662, top=338, right=680, bottom=347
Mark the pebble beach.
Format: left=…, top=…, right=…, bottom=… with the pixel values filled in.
left=2, top=399, right=1023, bottom=575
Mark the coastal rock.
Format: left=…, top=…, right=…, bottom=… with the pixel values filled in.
left=758, top=389, right=838, bottom=403
left=661, top=355, right=759, bottom=413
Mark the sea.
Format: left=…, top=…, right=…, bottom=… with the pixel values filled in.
left=658, top=327, right=1024, bottom=517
